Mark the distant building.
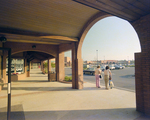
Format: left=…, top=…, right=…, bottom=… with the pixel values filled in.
left=64, top=57, right=71, bottom=67
left=130, top=60, right=134, bottom=65
left=117, top=60, right=130, bottom=65
left=51, top=58, right=55, bottom=63
left=84, top=61, right=93, bottom=64
left=83, top=60, right=134, bottom=66
left=100, top=60, right=117, bottom=64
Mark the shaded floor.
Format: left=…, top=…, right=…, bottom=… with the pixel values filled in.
left=0, top=68, right=149, bottom=120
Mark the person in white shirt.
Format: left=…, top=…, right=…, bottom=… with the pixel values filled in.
left=94, top=66, right=102, bottom=88
left=104, top=66, right=112, bottom=90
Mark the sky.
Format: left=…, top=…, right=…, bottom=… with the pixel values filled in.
left=65, top=16, right=141, bottom=61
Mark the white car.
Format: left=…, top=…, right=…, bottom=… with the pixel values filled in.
left=109, top=65, right=115, bottom=70
left=114, top=65, right=122, bottom=69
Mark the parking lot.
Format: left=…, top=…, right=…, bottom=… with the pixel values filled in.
left=65, top=67, right=135, bottom=92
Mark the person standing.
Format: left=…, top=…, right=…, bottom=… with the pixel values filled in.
left=104, top=66, right=112, bottom=90
left=95, top=66, right=101, bottom=88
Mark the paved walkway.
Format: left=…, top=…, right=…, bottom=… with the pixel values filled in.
left=0, top=68, right=149, bottom=120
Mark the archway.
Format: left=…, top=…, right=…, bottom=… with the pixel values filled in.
left=82, top=16, right=141, bottom=92
left=76, top=12, right=148, bottom=114
left=2, top=45, right=56, bottom=83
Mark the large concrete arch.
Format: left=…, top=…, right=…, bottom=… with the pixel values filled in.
left=72, top=12, right=111, bottom=89
left=78, top=12, right=111, bottom=59
left=2, top=42, right=58, bottom=84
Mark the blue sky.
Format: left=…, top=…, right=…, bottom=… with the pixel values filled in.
left=65, top=16, right=141, bottom=61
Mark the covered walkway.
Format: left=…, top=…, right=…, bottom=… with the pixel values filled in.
left=0, top=68, right=149, bottom=120
left=0, top=0, right=150, bottom=116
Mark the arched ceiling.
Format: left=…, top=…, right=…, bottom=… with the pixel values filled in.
left=11, top=51, right=54, bottom=62
left=74, top=0, right=150, bottom=22
left=0, top=0, right=99, bottom=45
left=0, top=0, right=149, bottom=45
left=25, top=51, right=54, bottom=62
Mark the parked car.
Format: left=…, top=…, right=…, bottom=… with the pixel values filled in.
left=83, top=68, right=96, bottom=75
left=114, top=64, right=122, bottom=69
left=120, top=65, right=125, bottom=69
left=100, top=66, right=105, bottom=71
left=109, top=65, right=115, bottom=70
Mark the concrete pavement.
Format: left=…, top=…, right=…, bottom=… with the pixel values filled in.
left=0, top=68, right=149, bottom=120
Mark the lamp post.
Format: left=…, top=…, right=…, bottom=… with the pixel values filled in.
left=96, top=50, right=98, bottom=66
left=104, top=56, right=105, bottom=65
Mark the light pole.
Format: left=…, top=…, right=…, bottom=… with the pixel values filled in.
left=104, top=56, right=105, bottom=65
left=96, top=50, right=98, bottom=66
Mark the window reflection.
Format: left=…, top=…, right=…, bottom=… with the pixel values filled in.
left=6, top=59, right=24, bottom=75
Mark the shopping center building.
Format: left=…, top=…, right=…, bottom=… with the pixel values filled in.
left=0, top=0, right=149, bottom=115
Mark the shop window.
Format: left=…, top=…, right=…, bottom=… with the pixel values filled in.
left=6, top=59, right=24, bottom=75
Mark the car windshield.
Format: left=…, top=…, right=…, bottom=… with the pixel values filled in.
left=101, top=66, right=105, bottom=68
left=109, top=65, right=114, bottom=67
left=87, top=68, right=95, bottom=71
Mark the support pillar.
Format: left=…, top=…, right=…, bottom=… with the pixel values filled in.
left=135, top=52, right=150, bottom=115
left=0, top=54, right=2, bottom=91
left=72, top=43, right=83, bottom=89
left=132, top=14, right=150, bottom=115
left=48, top=59, right=51, bottom=81
left=3, top=55, right=7, bottom=83
left=31, top=62, right=33, bottom=69
left=24, top=59, right=27, bottom=77
left=26, top=60, right=30, bottom=77
left=41, top=61, right=44, bottom=73
left=30, top=62, right=32, bottom=70
left=56, top=52, right=64, bottom=81
left=135, top=53, right=144, bottom=113
left=14, top=59, right=16, bottom=74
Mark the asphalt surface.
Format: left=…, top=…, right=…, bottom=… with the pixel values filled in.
left=65, top=67, right=135, bottom=92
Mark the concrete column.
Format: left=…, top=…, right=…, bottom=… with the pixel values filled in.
left=24, top=59, right=27, bottom=75
left=14, top=59, right=16, bottom=74
left=25, top=59, right=30, bottom=77
left=55, top=58, right=57, bottom=80
left=31, top=62, right=33, bottom=69
left=30, top=61, right=32, bottom=70
left=48, top=59, right=51, bottom=81
left=28, top=61, right=30, bottom=77
left=0, top=56, right=2, bottom=78
left=0, top=42, right=3, bottom=91
left=72, top=43, right=83, bottom=89
left=41, top=61, right=44, bottom=72
left=0, top=56, right=2, bottom=91
left=56, top=52, right=64, bottom=81
left=2, top=55, right=7, bottom=83
left=24, top=59, right=28, bottom=77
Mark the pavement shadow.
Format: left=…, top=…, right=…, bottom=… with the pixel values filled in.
left=30, top=72, right=43, bottom=74
left=29, top=76, right=48, bottom=77
left=113, top=86, right=135, bottom=93
left=120, top=75, right=135, bottom=78
left=13, top=80, right=48, bottom=82
left=0, top=105, right=145, bottom=120
left=2, top=87, right=72, bottom=91
left=2, top=86, right=110, bottom=92
left=0, top=104, right=25, bottom=120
